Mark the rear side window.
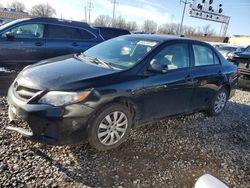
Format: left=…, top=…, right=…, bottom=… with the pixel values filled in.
left=46, top=24, right=95, bottom=40
left=193, top=45, right=220, bottom=66
left=99, top=28, right=129, bottom=39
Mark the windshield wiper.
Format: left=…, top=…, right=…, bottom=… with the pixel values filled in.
left=88, top=57, right=113, bottom=69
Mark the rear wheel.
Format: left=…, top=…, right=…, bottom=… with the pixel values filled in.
left=88, top=103, right=132, bottom=151
left=206, top=87, right=228, bottom=116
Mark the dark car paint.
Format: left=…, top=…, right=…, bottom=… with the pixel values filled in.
left=7, top=35, right=238, bottom=145
left=0, top=17, right=103, bottom=65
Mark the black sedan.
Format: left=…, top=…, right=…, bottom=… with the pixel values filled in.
left=7, top=35, right=239, bottom=150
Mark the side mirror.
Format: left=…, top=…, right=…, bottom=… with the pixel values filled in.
left=148, top=63, right=168, bottom=74
left=5, top=32, right=15, bottom=40
left=195, top=174, right=229, bottom=188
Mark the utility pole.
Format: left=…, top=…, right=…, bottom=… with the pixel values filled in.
left=84, top=6, right=87, bottom=22
left=112, top=0, right=118, bottom=27
left=87, top=0, right=93, bottom=24
left=179, top=0, right=190, bottom=35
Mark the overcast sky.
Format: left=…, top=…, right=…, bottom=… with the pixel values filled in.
left=1, top=0, right=250, bottom=36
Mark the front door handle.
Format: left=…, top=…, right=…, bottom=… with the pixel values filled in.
left=34, top=42, right=44, bottom=46
left=218, top=70, right=223, bottom=76
left=185, top=75, right=193, bottom=83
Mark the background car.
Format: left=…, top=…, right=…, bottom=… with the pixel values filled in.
left=217, top=45, right=244, bottom=59
left=227, top=45, right=250, bottom=88
left=0, top=17, right=104, bottom=66
left=95, top=26, right=130, bottom=40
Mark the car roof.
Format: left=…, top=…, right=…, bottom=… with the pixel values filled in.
left=124, top=34, right=202, bottom=43
left=23, top=17, right=90, bottom=28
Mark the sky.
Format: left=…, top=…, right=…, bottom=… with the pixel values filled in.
left=1, top=0, right=250, bottom=36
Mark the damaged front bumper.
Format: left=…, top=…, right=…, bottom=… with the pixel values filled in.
left=7, top=86, right=95, bottom=145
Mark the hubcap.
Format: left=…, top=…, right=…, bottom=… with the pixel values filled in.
left=214, top=92, right=227, bottom=113
left=98, top=111, right=128, bottom=146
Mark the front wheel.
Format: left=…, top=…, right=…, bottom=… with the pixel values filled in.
left=206, top=87, right=228, bottom=116
left=88, top=103, right=132, bottom=151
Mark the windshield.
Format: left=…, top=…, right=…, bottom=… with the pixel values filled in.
left=83, top=37, right=159, bottom=69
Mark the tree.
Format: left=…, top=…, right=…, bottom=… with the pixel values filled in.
left=126, top=21, right=138, bottom=31
left=113, top=16, right=127, bottom=29
left=9, top=1, right=26, bottom=12
left=142, top=20, right=157, bottom=33
left=30, top=4, right=56, bottom=17
left=94, top=15, right=112, bottom=27
left=202, top=24, right=215, bottom=36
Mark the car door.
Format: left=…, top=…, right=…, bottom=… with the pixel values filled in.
left=0, top=23, right=46, bottom=64
left=44, top=24, right=99, bottom=59
left=189, top=43, right=224, bottom=110
left=141, top=42, right=194, bottom=122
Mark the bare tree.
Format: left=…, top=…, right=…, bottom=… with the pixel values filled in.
left=126, top=21, right=138, bottom=31
left=9, top=1, right=26, bottom=12
left=30, top=4, right=56, bottom=17
left=158, top=23, right=180, bottom=35
left=94, top=15, right=112, bottom=27
left=202, top=24, right=215, bottom=36
left=113, top=16, right=127, bottom=29
left=143, top=20, right=157, bottom=33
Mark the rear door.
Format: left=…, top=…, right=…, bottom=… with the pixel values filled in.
left=44, top=24, right=99, bottom=58
left=0, top=23, right=46, bottom=64
left=190, top=43, right=224, bottom=110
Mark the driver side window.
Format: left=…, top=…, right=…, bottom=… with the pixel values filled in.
left=2, top=24, right=44, bottom=38
left=150, top=44, right=190, bottom=70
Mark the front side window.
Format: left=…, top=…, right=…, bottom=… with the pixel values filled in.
left=193, top=45, right=220, bottom=66
left=2, top=24, right=44, bottom=38
left=82, top=37, right=160, bottom=69
left=150, top=44, right=190, bottom=70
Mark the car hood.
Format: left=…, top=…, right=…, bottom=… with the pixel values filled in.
left=17, top=55, right=121, bottom=90
left=236, top=52, right=250, bottom=58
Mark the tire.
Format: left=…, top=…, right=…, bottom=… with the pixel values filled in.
left=206, top=87, right=228, bottom=116
left=87, top=103, right=132, bottom=151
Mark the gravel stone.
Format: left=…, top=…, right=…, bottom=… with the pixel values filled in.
left=0, top=89, right=249, bottom=187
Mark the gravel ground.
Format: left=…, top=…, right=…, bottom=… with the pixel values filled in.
left=0, top=89, right=249, bottom=188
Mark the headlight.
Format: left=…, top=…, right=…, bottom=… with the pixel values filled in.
left=38, top=91, right=91, bottom=106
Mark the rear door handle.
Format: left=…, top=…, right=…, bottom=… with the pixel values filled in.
left=34, top=42, right=44, bottom=46
left=72, top=42, right=79, bottom=47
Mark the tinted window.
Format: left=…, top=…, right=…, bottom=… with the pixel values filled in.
left=150, top=44, right=189, bottom=70
left=193, top=45, right=220, bottom=66
left=2, top=24, right=44, bottom=38
left=99, top=28, right=130, bottom=39
left=46, top=25, right=95, bottom=40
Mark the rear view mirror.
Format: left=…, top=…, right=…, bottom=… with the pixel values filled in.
left=5, top=32, right=15, bottom=40
left=148, top=63, right=168, bottom=74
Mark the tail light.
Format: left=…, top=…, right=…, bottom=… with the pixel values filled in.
left=236, top=69, right=241, bottom=76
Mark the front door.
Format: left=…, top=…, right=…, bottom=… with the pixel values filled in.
left=141, top=43, right=194, bottom=122
left=0, top=23, right=46, bottom=65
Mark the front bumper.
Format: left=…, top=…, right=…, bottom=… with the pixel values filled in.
left=7, top=85, right=95, bottom=145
